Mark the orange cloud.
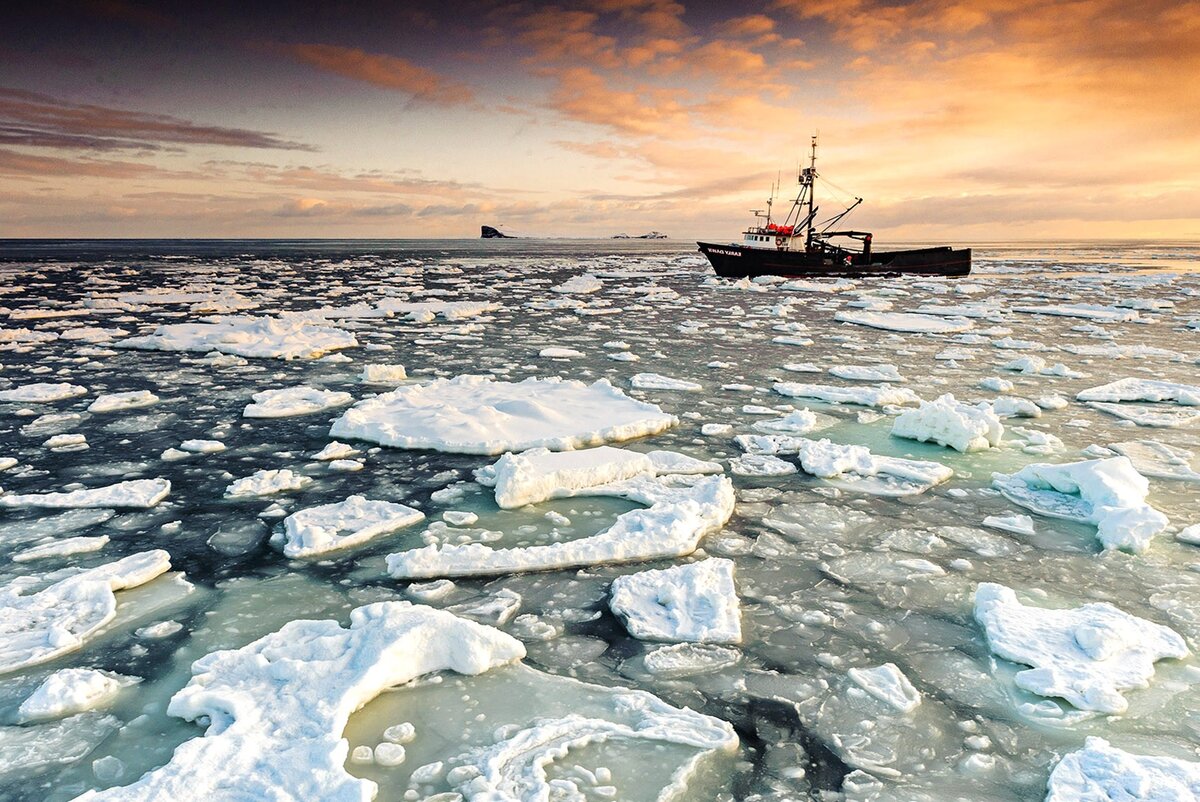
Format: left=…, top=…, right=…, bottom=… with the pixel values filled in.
left=284, top=43, right=475, bottom=105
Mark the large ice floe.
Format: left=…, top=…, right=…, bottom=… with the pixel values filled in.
left=75, top=602, right=736, bottom=801
left=242, top=386, right=353, bottom=418
left=736, top=436, right=953, bottom=496
left=973, top=583, right=1188, bottom=714
left=891, top=393, right=1004, bottom=452
left=833, top=310, right=973, bottom=333
left=992, top=457, right=1168, bottom=552
left=773, top=382, right=921, bottom=408
left=388, top=446, right=734, bottom=578
left=0, top=551, right=172, bottom=673
left=1076, top=378, right=1200, bottom=406
left=0, top=382, right=88, bottom=403
left=330, top=375, right=677, bottom=454
left=1045, top=737, right=1200, bottom=801
left=0, top=478, right=170, bottom=510
left=116, top=315, right=358, bottom=360
left=609, top=558, right=742, bottom=644
left=273, top=495, right=425, bottom=558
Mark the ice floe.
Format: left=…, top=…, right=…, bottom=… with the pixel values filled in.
left=17, top=668, right=133, bottom=723
left=974, top=583, right=1188, bottom=714
left=330, top=375, right=677, bottom=454
left=117, top=315, right=358, bottom=360
left=242, top=386, right=353, bottom=418
left=834, top=310, right=973, bottom=333
left=828, top=364, right=905, bottom=382
left=1045, top=737, right=1200, bottom=802
left=388, top=470, right=734, bottom=578
left=86, top=390, right=159, bottom=413
left=224, top=469, right=312, bottom=498
left=359, top=364, right=407, bottom=384
left=773, top=382, right=920, bottom=408
left=846, top=663, right=921, bottom=713
left=72, top=603, right=526, bottom=801
left=0, top=478, right=170, bottom=510
left=609, top=558, right=742, bottom=644
left=483, top=446, right=654, bottom=509
left=891, top=394, right=1004, bottom=452
left=745, top=437, right=953, bottom=496
left=630, top=372, right=702, bottom=391
left=274, top=495, right=425, bottom=558
left=0, top=551, right=172, bottom=673
left=992, top=457, right=1168, bottom=552
left=0, top=383, right=87, bottom=403
left=12, top=534, right=110, bottom=562
left=1077, top=378, right=1200, bottom=406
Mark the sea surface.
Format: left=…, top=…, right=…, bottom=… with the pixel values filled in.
left=0, top=239, right=1198, bottom=801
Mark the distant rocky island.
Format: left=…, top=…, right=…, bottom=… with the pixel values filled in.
left=481, top=225, right=517, bottom=238
left=481, top=226, right=668, bottom=240
left=612, top=231, right=668, bottom=239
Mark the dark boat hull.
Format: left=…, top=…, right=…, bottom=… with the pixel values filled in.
left=697, top=242, right=971, bottom=278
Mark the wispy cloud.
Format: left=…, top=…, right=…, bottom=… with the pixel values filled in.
left=0, top=87, right=314, bottom=152
left=282, top=43, right=475, bottom=105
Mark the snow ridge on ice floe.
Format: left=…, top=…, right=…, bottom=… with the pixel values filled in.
left=330, top=375, right=677, bottom=455
left=481, top=446, right=655, bottom=509
left=71, top=603, right=525, bottom=802
left=737, top=436, right=952, bottom=496
left=992, top=457, right=1168, bottom=552
left=974, top=583, right=1187, bottom=714
left=0, top=551, right=171, bottom=674
left=609, top=558, right=742, bottom=644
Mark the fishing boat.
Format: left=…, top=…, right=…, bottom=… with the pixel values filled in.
left=698, top=137, right=971, bottom=278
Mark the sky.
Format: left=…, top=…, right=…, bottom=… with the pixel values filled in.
left=1, top=0, right=1198, bottom=240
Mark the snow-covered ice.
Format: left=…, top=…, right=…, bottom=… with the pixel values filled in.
left=0, top=383, right=87, bottom=403
left=17, top=668, right=132, bottom=723
left=242, top=386, right=353, bottom=418
left=993, top=457, right=1168, bottom=552
left=773, top=382, right=921, bottom=408
left=609, top=558, right=742, bottom=644
left=834, top=310, right=973, bottom=333
left=117, top=315, right=358, bottom=360
left=891, top=394, right=1004, bottom=452
left=331, top=375, right=677, bottom=454
left=224, top=469, right=312, bottom=498
left=274, top=495, right=425, bottom=558
left=0, top=551, right=172, bottom=673
left=1046, top=738, right=1200, bottom=802
left=974, top=583, right=1188, bottom=713
left=0, top=478, right=170, bottom=510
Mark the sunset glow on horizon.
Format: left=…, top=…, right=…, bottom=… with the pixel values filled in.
left=3, top=0, right=1198, bottom=240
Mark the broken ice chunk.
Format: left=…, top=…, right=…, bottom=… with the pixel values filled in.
left=846, top=664, right=921, bottom=713
left=1046, top=737, right=1200, bottom=802
left=275, top=495, right=425, bottom=558
left=242, top=386, right=353, bottom=418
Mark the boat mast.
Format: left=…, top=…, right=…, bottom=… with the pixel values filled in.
left=803, top=135, right=817, bottom=248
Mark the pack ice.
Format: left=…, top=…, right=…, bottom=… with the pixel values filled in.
left=330, top=375, right=677, bottom=454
